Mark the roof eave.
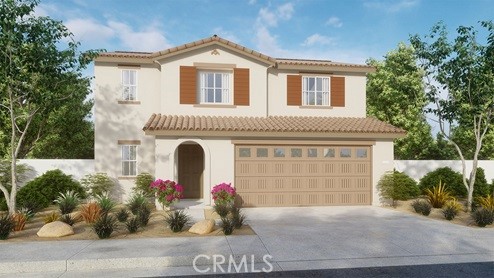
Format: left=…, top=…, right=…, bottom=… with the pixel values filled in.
left=94, top=56, right=154, bottom=64
left=276, top=63, right=375, bottom=73
left=152, top=40, right=276, bottom=66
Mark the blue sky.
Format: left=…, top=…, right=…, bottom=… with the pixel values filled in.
left=37, top=0, right=492, bottom=65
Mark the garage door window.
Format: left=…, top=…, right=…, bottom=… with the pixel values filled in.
left=291, top=148, right=302, bottom=157
left=356, top=148, right=368, bottom=158
left=324, top=148, right=335, bottom=158
left=256, top=148, right=268, bottom=157
left=239, top=148, right=251, bottom=157
left=274, top=148, right=285, bottom=157
left=307, top=148, right=318, bottom=157
left=340, top=148, right=352, bottom=158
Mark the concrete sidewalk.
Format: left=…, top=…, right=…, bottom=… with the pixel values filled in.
left=0, top=207, right=492, bottom=277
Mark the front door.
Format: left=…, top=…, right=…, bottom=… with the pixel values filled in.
left=178, top=144, right=204, bottom=199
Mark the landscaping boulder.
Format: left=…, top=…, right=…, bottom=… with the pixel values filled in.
left=203, top=206, right=220, bottom=220
left=37, top=221, right=74, bottom=238
left=189, top=219, right=215, bottom=235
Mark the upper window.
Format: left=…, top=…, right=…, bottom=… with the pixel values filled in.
left=302, top=76, right=330, bottom=106
left=199, top=71, right=232, bottom=104
left=121, top=145, right=137, bottom=176
left=122, top=70, right=137, bottom=100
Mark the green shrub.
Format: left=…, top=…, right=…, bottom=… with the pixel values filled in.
left=127, top=193, right=148, bottom=215
left=60, top=214, right=76, bottom=226
left=116, top=208, right=129, bottom=222
left=93, top=214, right=118, bottom=239
left=55, top=190, right=80, bottom=214
left=221, top=217, right=235, bottom=235
left=164, top=210, right=191, bottom=233
left=411, top=199, right=432, bottom=216
left=426, top=181, right=453, bottom=208
left=80, top=173, right=115, bottom=198
left=230, top=206, right=246, bottom=229
left=442, top=199, right=463, bottom=221
left=95, top=192, right=116, bottom=215
left=378, top=170, right=420, bottom=206
left=0, top=214, right=15, bottom=240
left=17, top=169, right=85, bottom=211
left=126, top=217, right=140, bottom=233
left=133, top=172, right=154, bottom=197
left=473, top=168, right=490, bottom=198
left=419, top=167, right=466, bottom=197
left=136, top=205, right=151, bottom=227
left=471, top=208, right=494, bottom=227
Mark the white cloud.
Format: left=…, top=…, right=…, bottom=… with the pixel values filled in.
left=257, top=2, right=294, bottom=27
left=258, top=7, right=278, bottom=27
left=253, top=2, right=295, bottom=55
left=325, top=16, right=343, bottom=28
left=364, top=0, right=419, bottom=13
left=107, top=20, right=171, bottom=51
left=302, top=34, right=335, bottom=46
left=277, top=3, right=294, bottom=20
left=65, top=18, right=115, bottom=43
left=248, top=0, right=257, bottom=5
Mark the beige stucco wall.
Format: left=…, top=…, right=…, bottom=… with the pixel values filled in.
left=371, top=140, right=395, bottom=206
left=94, top=62, right=160, bottom=201
left=268, top=69, right=367, bottom=117
left=156, top=45, right=270, bottom=117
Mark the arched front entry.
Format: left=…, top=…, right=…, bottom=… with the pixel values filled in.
left=177, top=143, right=204, bottom=199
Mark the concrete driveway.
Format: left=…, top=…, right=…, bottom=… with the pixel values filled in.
left=243, top=206, right=494, bottom=271
left=0, top=206, right=492, bottom=277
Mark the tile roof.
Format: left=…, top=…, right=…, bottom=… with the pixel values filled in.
left=143, top=114, right=405, bottom=135
left=98, top=35, right=276, bottom=64
left=96, top=36, right=372, bottom=71
left=276, top=58, right=374, bottom=70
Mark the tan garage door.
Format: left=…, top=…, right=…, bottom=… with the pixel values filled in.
left=235, top=145, right=372, bottom=207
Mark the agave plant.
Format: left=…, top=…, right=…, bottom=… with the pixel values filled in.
left=55, top=190, right=81, bottom=214
left=95, top=192, right=116, bottom=215
left=164, top=210, right=191, bottom=233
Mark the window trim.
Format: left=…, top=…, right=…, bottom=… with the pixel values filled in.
left=302, top=76, right=330, bottom=106
left=122, top=69, right=138, bottom=101
left=198, top=70, right=233, bottom=105
left=121, top=145, right=138, bottom=177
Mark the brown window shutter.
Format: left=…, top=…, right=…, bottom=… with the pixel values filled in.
left=234, top=68, right=249, bottom=106
left=287, top=75, right=302, bottom=106
left=180, top=66, right=197, bottom=104
left=331, top=76, right=345, bottom=107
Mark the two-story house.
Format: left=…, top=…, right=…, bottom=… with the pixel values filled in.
left=94, top=35, right=404, bottom=207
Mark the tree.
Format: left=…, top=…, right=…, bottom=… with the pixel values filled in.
left=410, top=21, right=494, bottom=211
left=366, top=43, right=434, bottom=159
left=0, top=0, right=99, bottom=214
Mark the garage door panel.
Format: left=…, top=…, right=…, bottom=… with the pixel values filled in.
left=236, top=176, right=370, bottom=193
left=235, top=145, right=372, bottom=207
left=238, top=192, right=371, bottom=207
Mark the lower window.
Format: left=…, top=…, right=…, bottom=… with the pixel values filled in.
left=121, top=145, right=137, bottom=176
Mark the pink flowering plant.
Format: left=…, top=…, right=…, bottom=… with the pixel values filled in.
left=211, top=182, right=236, bottom=206
left=150, top=179, right=184, bottom=208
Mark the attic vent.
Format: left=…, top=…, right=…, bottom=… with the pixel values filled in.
left=211, top=49, right=220, bottom=55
